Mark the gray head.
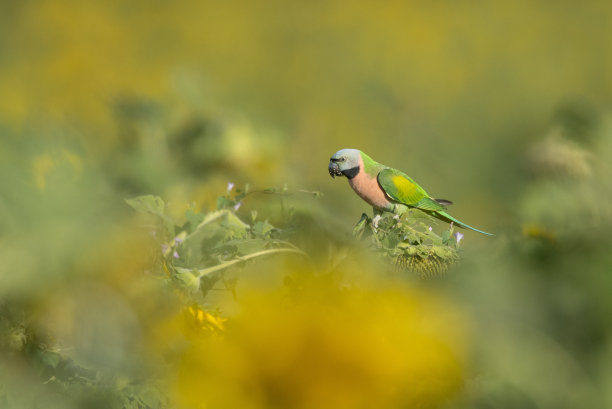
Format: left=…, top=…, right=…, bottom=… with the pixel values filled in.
left=328, top=148, right=361, bottom=179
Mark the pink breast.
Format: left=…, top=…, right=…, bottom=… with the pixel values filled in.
left=348, top=160, right=391, bottom=210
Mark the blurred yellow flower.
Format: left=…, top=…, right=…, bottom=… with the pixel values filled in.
left=184, top=305, right=227, bottom=336
left=522, top=223, right=556, bottom=243
left=31, top=150, right=83, bottom=191
left=172, top=283, right=467, bottom=409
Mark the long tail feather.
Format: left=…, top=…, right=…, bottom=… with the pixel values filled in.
left=435, top=211, right=494, bottom=236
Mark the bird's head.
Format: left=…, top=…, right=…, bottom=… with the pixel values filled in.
left=328, top=149, right=361, bottom=179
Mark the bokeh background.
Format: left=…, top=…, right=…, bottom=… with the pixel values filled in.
left=2, top=1, right=612, bottom=408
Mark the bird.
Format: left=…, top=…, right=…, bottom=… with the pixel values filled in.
left=328, top=148, right=493, bottom=235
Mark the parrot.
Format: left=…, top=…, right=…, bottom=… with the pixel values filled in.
left=328, top=148, right=493, bottom=235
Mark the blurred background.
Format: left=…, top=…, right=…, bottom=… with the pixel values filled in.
left=1, top=1, right=612, bottom=408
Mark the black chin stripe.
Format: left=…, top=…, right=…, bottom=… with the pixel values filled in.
left=342, top=166, right=360, bottom=179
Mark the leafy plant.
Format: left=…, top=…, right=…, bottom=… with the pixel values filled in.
left=353, top=210, right=461, bottom=278
left=125, top=185, right=314, bottom=302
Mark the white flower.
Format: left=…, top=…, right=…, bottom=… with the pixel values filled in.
left=227, top=182, right=235, bottom=192
left=233, top=201, right=242, bottom=211
left=454, top=232, right=464, bottom=244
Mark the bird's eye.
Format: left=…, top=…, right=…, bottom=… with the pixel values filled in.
left=341, top=157, right=346, bottom=162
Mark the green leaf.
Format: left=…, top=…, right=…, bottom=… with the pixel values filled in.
left=216, top=196, right=233, bottom=210
left=252, top=220, right=275, bottom=238
left=353, top=213, right=370, bottom=238
left=125, top=195, right=165, bottom=214
left=125, top=195, right=175, bottom=237
left=222, top=239, right=268, bottom=255
left=441, top=230, right=451, bottom=244
left=222, top=213, right=250, bottom=241
left=173, top=268, right=201, bottom=293
left=405, top=233, right=420, bottom=244
left=383, top=233, right=400, bottom=249
left=179, top=210, right=249, bottom=267
left=432, top=246, right=453, bottom=258
left=200, top=273, right=222, bottom=297
left=185, top=209, right=205, bottom=233
left=406, top=245, right=419, bottom=256
left=223, top=211, right=250, bottom=230
left=38, top=350, right=61, bottom=369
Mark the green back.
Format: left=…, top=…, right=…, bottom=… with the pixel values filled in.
left=377, top=168, right=445, bottom=211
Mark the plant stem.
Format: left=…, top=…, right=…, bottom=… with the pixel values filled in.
left=176, top=247, right=308, bottom=278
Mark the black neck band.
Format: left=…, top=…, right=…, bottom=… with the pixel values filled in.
left=342, top=166, right=360, bottom=179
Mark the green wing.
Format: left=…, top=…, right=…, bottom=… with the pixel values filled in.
left=378, top=168, right=493, bottom=235
left=377, top=168, right=446, bottom=211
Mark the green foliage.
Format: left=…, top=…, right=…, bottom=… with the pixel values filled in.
left=2, top=4, right=612, bottom=406
left=353, top=210, right=460, bottom=278
left=125, top=195, right=176, bottom=238
left=0, top=301, right=169, bottom=409
left=125, top=187, right=310, bottom=300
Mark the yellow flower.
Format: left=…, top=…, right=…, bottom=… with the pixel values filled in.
left=172, top=282, right=467, bottom=409
left=184, top=305, right=227, bottom=335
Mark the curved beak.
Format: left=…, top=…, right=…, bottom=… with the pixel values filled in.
left=328, top=161, right=342, bottom=178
